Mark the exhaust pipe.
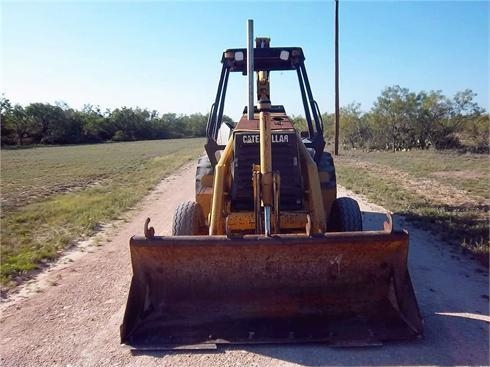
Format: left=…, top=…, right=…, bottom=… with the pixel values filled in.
left=247, top=19, right=254, bottom=120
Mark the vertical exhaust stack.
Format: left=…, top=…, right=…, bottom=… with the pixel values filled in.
left=247, top=19, right=254, bottom=120
left=247, top=20, right=274, bottom=236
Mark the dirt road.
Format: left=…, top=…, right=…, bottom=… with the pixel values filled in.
left=1, top=163, right=488, bottom=366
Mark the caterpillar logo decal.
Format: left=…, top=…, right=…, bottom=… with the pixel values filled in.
left=242, top=134, right=290, bottom=144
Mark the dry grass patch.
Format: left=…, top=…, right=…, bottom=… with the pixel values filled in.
left=335, top=149, right=489, bottom=265
left=1, top=139, right=204, bottom=288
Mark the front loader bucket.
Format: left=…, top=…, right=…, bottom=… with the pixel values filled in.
left=121, top=230, right=423, bottom=349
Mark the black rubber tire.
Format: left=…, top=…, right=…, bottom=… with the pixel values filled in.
left=195, top=155, right=214, bottom=196
left=317, top=151, right=336, bottom=189
left=172, top=201, right=204, bottom=235
left=327, top=197, right=363, bottom=232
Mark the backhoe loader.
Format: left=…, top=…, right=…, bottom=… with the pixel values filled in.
left=120, top=35, right=423, bottom=350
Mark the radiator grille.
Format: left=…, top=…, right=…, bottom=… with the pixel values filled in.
left=232, top=132, right=303, bottom=211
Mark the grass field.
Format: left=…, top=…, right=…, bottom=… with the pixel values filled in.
left=2, top=141, right=488, bottom=288
left=1, top=139, right=204, bottom=288
left=334, top=149, right=489, bottom=264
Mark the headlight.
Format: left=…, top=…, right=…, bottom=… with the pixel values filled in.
left=280, top=50, right=290, bottom=61
left=235, top=51, right=244, bottom=61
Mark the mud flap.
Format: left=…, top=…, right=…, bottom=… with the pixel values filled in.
left=120, top=230, right=423, bottom=350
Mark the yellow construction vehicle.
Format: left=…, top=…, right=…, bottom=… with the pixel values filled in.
left=120, top=35, right=423, bottom=349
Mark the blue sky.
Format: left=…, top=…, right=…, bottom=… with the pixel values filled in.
left=1, top=1, right=488, bottom=120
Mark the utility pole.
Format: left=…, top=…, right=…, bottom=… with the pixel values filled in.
left=334, top=0, right=340, bottom=155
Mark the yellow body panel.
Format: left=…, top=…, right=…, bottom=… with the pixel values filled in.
left=198, top=128, right=331, bottom=236
left=208, top=138, right=234, bottom=235
left=225, top=211, right=309, bottom=233
left=297, top=138, right=326, bottom=234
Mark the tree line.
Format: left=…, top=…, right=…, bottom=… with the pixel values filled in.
left=0, top=98, right=216, bottom=145
left=293, top=86, right=487, bottom=153
left=2, top=86, right=488, bottom=152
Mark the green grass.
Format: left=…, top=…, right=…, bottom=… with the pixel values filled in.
left=2, top=143, right=487, bottom=287
left=1, top=139, right=205, bottom=287
left=335, top=149, right=489, bottom=265
left=345, top=150, right=489, bottom=199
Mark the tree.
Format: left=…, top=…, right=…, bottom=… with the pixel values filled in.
left=339, top=103, right=372, bottom=149
left=191, top=113, right=207, bottom=137
left=417, top=89, right=483, bottom=150
left=371, top=86, right=418, bottom=151
left=452, top=89, right=483, bottom=118
left=60, top=107, right=84, bottom=144
left=78, top=104, right=107, bottom=142
left=108, top=107, right=147, bottom=141
left=0, top=94, right=11, bottom=117
left=291, top=115, right=308, bottom=134
left=321, top=112, right=335, bottom=144
left=161, top=113, right=182, bottom=138
left=465, top=113, right=489, bottom=153
left=25, top=103, right=66, bottom=144
left=415, top=90, right=451, bottom=149
left=7, top=105, right=37, bottom=145
left=1, top=95, right=14, bottom=144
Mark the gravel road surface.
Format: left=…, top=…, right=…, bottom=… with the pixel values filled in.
left=1, top=163, right=488, bottom=366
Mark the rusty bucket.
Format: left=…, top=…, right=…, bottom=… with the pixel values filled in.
left=120, top=229, right=422, bottom=350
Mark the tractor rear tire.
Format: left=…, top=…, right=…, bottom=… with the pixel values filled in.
left=317, top=151, right=336, bottom=189
left=327, top=197, right=363, bottom=232
left=172, top=201, right=204, bottom=235
left=195, top=155, right=214, bottom=196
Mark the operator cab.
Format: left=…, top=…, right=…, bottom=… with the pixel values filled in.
left=205, top=45, right=325, bottom=168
